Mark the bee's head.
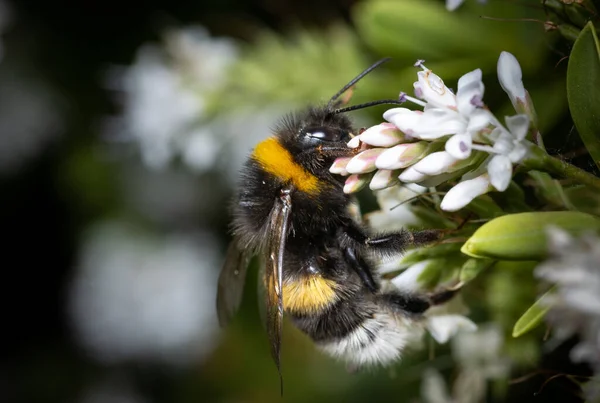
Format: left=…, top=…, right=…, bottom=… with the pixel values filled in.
left=275, top=106, right=356, bottom=176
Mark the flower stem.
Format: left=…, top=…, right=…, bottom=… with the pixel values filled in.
left=523, top=145, right=600, bottom=190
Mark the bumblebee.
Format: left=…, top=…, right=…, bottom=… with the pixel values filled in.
left=217, top=59, right=452, bottom=386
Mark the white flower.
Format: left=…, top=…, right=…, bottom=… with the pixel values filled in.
left=536, top=229, right=600, bottom=345
left=68, top=221, right=221, bottom=366
left=446, top=0, right=466, bottom=11
left=106, top=26, right=238, bottom=171
left=421, top=325, right=509, bottom=403
left=535, top=227, right=600, bottom=402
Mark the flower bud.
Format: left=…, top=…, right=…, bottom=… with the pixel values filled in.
left=461, top=211, right=600, bottom=260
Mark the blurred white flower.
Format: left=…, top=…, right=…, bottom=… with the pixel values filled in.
left=422, top=324, right=509, bottom=403
left=535, top=227, right=600, bottom=400
left=0, top=67, right=64, bottom=174
left=106, top=26, right=238, bottom=171
left=68, top=220, right=221, bottom=366
left=335, top=53, right=533, bottom=212
left=446, top=0, right=487, bottom=11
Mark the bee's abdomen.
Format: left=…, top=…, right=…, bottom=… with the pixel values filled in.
left=292, top=296, right=424, bottom=367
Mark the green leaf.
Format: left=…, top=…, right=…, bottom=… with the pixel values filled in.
left=512, top=287, right=555, bottom=338
left=567, top=22, right=600, bottom=170
left=459, top=258, right=495, bottom=284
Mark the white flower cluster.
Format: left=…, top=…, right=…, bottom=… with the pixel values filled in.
left=535, top=227, right=600, bottom=401
left=68, top=221, right=221, bottom=366
left=422, top=324, right=509, bottom=403
left=106, top=26, right=238, bottom=171
left=331, top=52, right=533, bottom=212
left=446, top=0, right=487, bottom=12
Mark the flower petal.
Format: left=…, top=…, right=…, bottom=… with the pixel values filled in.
left=347, top=135, right=361, bottom=148
left=415, top=70, right=457, bottom=109
left=398, top=166, right=429, bottom=183
left=346, top=148, right=385, bottom=174
left=375, top=142, right=428, bottom=170
left=497, top=51, right=526, bottom=103
left=426, top=314, right=478, bottom=344
left=457, top=68, right=483, bottom=92
left=391, top=261, right=429, bottom=292
left=445, top=133, right=473, bottom=160
left=369, top=169, right=399, bottom=190
left=383, top=107, right=422, bottom=135
left=456, top=79, right=485, bottom=117
left=412, top=151, right=459, bottom=175
left=505, top=114, right=529, bottom=141
left=487, top=155, right=512, bottom=191
left=343, top=174, right=369, bottom=194
left=440, top=174, right=491, bottom=211
left=359, top=123, right=406, bottom=147
left=329, top=156, right=352, bottom=175
left=446, top=0, right=466, bottom=11
left=466, top=108, right=493, bottom=133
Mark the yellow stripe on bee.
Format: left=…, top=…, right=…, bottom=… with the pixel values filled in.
left=282, top=276, right=338, bottom=314
left=252, top=137, right=321, bottom=194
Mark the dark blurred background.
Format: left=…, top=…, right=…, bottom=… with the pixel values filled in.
left=1, top=0, right=592, bottom=402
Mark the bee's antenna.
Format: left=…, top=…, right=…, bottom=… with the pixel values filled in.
left=331, top=99, right=405, bottom=115
left=327, top=57, right=392, bottom=108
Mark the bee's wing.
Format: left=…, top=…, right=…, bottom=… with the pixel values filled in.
left=265, top=189, right=292, bottom=392
left=216, top=241, right=252, bottom=327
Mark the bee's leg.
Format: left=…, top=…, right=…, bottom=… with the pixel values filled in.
left=343, top=221, right=441, bottom=255
left=380, top=288, right=458, bottom=315
left=380, top=292, right=430, bottom=315
left=342, top=247, right=378, bottom=293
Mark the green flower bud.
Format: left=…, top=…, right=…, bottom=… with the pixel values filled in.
left=461, top=211, right=600, bottom=260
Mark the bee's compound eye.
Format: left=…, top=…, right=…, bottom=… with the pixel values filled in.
left=305, top=127, right=342, bottom=143
left=308, top=131, right=328, bottom=140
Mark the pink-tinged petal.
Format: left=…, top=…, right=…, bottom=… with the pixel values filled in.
left=487, top=155, right=512, bottom=191
left=497, top=51, right=526, bottom=103
left=376, top=141, right=429, bottom=170
left=343, top=174, right=369, bottom=194
left=347, top=135, right=361, bottom=148
left=369, top=169, right=399, bottom=190
left=346, top=148, right=386, bottom=174
left=415, top=70, right=457, bottom=109
left=383, top=107, right=422, bottom=135
left=398, top=166, right=429, bottom=183
left=440, top=174, right=492, bottom=211
left=412, top=151, right=459, bottom=175
left=505, top=114, right=529, bottom=141
left=329, top=156, right=352, bottom=175
left=445, top=133, right=472, bottom=160
left=426, top=315, right=478, bottom=344
left=359, top=123, right=406, bottom=147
